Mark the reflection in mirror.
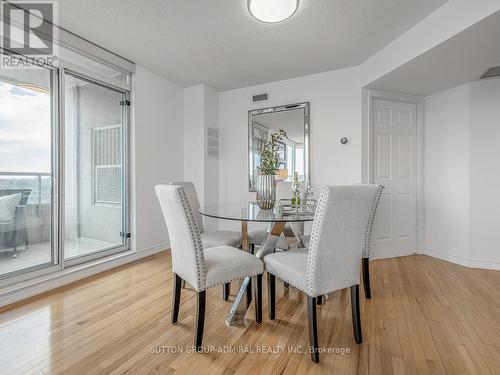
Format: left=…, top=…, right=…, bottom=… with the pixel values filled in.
left=248, top=102, right=309, bottom=191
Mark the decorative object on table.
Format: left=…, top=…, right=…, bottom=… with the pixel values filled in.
left=291, top=171, right=301, bottom=206
left=256, top=129, right=287, bottom=209
left=300, top=179, right=311, bottom=206
left=279, top=198, right=317, bottom=216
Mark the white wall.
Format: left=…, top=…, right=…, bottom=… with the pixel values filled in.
left=132, top=65, right=184, bottom=252
left=424, top=84, right=470, bottom=261
left=203, top=86, right=220, bottom=207
left=469, top=78, right=500, bottom=266
left=424, top=77, right=500, bottom=269
left=183, top=84, right=220, bottom=230
left=183, top=85, right=206, bottom=205
left=218, top=66, right=362, bottom=230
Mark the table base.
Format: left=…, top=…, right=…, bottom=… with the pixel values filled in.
left=225, top=222, right=285, bottom=326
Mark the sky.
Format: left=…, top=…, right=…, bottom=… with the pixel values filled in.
left=0, top=80, right=51, bottom=173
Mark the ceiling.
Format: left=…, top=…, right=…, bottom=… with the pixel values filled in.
left=56, top=0, right=449, bottom=91
left=367, top=10, right=500, bottom=96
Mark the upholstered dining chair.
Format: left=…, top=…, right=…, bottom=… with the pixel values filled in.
left=264, top=185, right=379, bottom=363
left=361, top=185, right=384, bottom=298
left=156, top=185, right=264, bottom=351
left=299, top=184, right=384, bottom=299
left=171, top=181, right=242, bottom=300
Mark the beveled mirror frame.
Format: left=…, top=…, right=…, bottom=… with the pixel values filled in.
left=248, top=102, right=310, bottom=192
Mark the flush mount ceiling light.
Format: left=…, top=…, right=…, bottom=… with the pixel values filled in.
left=248, top=0, right=299, bottom=23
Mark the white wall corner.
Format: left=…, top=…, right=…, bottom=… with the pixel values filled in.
left=360, top=0, right=500, bottom=87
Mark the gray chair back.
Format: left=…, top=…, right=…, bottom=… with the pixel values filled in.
left=170, top=181, right=204, bottom=233
left=306, top=185, right=379, bottom=297
left=155, top=184, right=206, bottom=291
left=363, top=185, right=384, bottom=258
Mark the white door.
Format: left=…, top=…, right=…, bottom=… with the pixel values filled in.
left=371, top=99, right=417, bottom=258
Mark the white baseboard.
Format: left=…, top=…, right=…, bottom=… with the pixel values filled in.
left=424, top=248, right=500, bottom=270
left=0, top=243, right=169, bottom=308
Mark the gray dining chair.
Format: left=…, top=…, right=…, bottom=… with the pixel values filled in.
left=264, top=185, right=379, bottom=363
left=361, top=185, right=384, bottom=298
left=155, top=184, right=264, bottom=351
left=299, top=184, right=384, bottom=299
left=171, top=181, right=242, bottom=300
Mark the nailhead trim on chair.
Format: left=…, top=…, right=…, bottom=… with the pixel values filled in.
left=177, top=187, right=207, bottom=291
left=267, top=270, right=308, bottom=294
left=305, top=187, right=329, bottom=296
left=362, top=185, right=384, bottom=259
left=205, top=271, right=262, bottom=289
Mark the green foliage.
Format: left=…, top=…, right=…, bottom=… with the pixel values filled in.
left=258, top=129, right=287, bottom=175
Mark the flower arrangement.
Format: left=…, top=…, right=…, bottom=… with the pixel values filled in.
left=258, top=129, right=287, bottom=175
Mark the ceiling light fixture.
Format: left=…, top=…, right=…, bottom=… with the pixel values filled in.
left=248, top=0, right=299, bottom=23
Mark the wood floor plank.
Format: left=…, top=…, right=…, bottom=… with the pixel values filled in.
left=0, top=252, right=499, bottom=374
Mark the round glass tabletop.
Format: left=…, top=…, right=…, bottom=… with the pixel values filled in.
left=198, top=202, right=315, bottom=223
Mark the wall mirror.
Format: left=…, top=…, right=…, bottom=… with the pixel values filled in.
left=248, top=102, right=310, bottom=191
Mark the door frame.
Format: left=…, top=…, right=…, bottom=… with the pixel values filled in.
left=361, top=89, right=425, bottom=256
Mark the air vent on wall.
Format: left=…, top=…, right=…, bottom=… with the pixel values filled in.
left=206, top=127, right=219, bottom=159
left=253, top=93, right=268, bottom=102
left=480, top=66, right=500, bottom=79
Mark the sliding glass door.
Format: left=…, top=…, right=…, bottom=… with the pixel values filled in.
left=0, top=68, right=57, bottom=278
left=0, top=69, right=129, bottom=282
left=63, top=73, right=128, bottom=264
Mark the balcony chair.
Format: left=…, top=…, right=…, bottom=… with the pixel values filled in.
left=0, top=190, right=31, bottom=257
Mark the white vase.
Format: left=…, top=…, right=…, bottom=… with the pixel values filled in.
left=256, top=175, right=276, bottom=209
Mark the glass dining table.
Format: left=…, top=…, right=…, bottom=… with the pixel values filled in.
left=199, top=202, right=315, bottom=326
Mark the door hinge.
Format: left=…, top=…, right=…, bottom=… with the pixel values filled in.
left=120, top=100, right=131, bottom=106
left=120, top=232, right=131, bottom=238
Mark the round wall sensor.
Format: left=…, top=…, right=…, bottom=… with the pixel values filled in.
left=340, top=137, right=348, bottom=145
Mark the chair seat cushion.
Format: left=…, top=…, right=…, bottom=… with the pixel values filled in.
left=204, top=246, right=263, bottom=288
left=264, top=249, right=308, bottom=293
left=201, top=230, right=241, bottom=248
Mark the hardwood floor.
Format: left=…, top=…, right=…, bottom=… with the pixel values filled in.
left=0, top=252, right=499, bottom=374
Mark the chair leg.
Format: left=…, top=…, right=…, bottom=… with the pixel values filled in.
left=317, top=295, right=322, bottom=305
left=362, top=257, right=371, bottom=299
left=195, top=291, right=206, bottom=351
left=172, top=273, right=182, bottom=324
left=307, top=296, right=320, bottom=363
left=246, top=277, right=253, bottom=308
left=284, top=281, right=289, bottom=288
left=351, top=285, right=363, bottom=344
left=267, top=273, right=276, bottom=320
left=223, top=283, right=230, bottom=301
left=254, top=274, right=263, bottom=323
